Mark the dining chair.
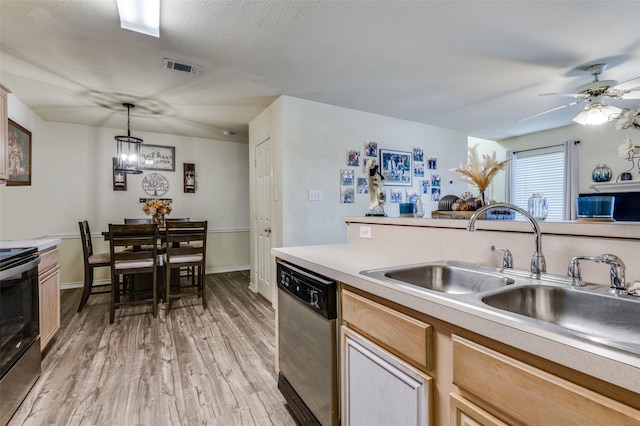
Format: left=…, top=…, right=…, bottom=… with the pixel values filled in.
left=164, top=217, right=193, bottom=278
left=165, top=217, right=190, bottom=222
left=78, top=220, right=112, bottom=312
left=108, top=223, right=158, bottom=324
left=124, top=218, right=152, bottom=224
left=164, top=221, right=207, bottom=313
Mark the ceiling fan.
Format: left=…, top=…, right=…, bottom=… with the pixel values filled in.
left=520, top=63, right=640, bottom=125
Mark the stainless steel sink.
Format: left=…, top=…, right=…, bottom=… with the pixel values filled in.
left=361, top=261, right=514, bottom=294
left=482, top=285, right=640, bottom=350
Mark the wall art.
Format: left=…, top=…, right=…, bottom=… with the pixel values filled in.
left=7, top=119, right=32, bottom=186
left=380, top=149, right=412, bottom=186
left=140, top=144, right=175, bottom=171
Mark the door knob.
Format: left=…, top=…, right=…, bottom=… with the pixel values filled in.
left=265, top=227, right=272, bottom=234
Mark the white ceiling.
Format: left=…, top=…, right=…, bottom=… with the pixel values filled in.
left=2, top=1, right=640, bottom=143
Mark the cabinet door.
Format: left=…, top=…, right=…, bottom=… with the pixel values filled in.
left=342, top=326, right=432, bottom=426
left=39, top=265, right=61, bottom=351
left=450, top=393, right=508, bottom=426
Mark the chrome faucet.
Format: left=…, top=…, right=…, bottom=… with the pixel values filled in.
left=468, top=203, right=546, bottom=279
left=599, top=254, right=627, bottom=294
left=491, top=245, right=513, bottom=271
left=567, top=255, right=600, bottom=286
left=567, top=254, right=627, bottom=294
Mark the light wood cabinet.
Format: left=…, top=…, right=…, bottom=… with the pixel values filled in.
left=342, top=326, right=432, bottom=426
left=453, top=335, right=640, bottom=426
left=450, top=393, right=507, bottom=426
left=0, top=84, right=9, bottom=182
left=38, top=247, right=61, bottom=351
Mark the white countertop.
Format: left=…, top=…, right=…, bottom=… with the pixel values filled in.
left=0, top=238, right=61, bottom=252
left=272, top=243, right=640, bottom=394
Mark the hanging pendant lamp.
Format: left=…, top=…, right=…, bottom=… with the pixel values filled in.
left=115, top=103, right=143, bottom=174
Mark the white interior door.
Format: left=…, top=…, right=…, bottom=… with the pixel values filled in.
left=255, top=137, right=273, bottom=303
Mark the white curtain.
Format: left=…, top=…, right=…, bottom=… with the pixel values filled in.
left=505, top=150, right=517, bottom=203
left=563, top=140, right=580, bottom=220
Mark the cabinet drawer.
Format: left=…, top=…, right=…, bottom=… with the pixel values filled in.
left=342, top=289, right=433, bottom=371
left=38, top=247, right=59, bottom=274
left=453, top=335, right=640, bottom=426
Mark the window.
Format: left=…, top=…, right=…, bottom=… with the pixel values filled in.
left=511, top=146, right=565, bottom=221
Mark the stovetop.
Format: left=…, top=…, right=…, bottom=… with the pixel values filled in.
left=0, top=247, right=38, bottom=271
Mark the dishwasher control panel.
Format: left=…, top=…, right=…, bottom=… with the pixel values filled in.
left=277, top=261, right=337, bottom=320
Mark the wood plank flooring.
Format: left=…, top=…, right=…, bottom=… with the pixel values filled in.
left=9, top=271, right=297, bottom=426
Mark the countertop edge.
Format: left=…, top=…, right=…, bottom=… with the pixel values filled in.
left=0, top=238, right=62, bottom=252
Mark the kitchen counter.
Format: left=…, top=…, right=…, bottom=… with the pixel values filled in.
left=0, top=238, right=62, bottom=252
left=272, top=243, right=640, bottom=394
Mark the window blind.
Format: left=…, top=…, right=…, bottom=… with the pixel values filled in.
left=513, top=149, right=565, bottom=221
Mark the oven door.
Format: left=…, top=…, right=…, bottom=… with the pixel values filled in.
left=0, top=256, right=40, bottom=379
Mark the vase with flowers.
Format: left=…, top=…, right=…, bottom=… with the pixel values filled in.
left=615, top=107, right=640, bottom=181
left=142, top=199, right=172, bottom=227
left=450, top=145, right=510, bottom=205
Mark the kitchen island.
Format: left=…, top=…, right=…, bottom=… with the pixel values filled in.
left=273, top=217, right=640, bottom=425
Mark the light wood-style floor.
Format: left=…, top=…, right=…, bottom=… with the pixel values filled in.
left=9, top=271, right=297, bottom=426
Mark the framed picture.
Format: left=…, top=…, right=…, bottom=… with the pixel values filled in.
left=340, top=169, right=354, bottom=185
left=380, top=149, right=412, bottom=186
left=414, top=162, right=424, bottom=177
left=413, top=147, right=424, bottom=162
left=7, top=119, right=32, bottom=186
left=364, top=141, right=378, bottom=157
left=346, top=150, right=360, bottom=167
left=140, top=144, right=176, bottom=171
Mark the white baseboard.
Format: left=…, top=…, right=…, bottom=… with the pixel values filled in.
left=60, top=265, right=251, bottom=290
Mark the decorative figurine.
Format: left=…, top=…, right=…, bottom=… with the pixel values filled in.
left=366, top=158, right=386, bottom=216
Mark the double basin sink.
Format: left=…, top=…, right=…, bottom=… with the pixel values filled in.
left=361, top=261, right=640, bottom=354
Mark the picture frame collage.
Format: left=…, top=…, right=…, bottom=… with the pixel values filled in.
left=340, top=141, right=441, bottom=204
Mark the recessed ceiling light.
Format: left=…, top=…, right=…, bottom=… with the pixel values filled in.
left=116, top=0, right=160, bottom=38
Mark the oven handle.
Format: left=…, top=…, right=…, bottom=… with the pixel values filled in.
left=0, top=256, right=41, bottom=281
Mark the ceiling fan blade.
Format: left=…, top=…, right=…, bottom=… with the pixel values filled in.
left=539, top=92, right=583, bottom=98
left=517, top=99, right=587, bottom=122
left=614, top=76, right=640, bottom=91
left=620, top=90, right=640, bottom=99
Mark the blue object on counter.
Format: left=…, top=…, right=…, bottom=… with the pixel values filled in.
left=577, top=196, right=615, bottom=218
left=486, top=208, right=516, bottom=220
left=399, top=203, right=415, bottom=216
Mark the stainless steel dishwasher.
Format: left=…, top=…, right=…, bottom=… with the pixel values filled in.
left=277, top=260, right=338, bottom=426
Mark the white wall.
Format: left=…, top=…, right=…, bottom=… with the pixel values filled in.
left=1, top=95, right=251, bottom=285
left=276, top=96, right=469, bottom=247
left=498, top=121, right=638, bottom=194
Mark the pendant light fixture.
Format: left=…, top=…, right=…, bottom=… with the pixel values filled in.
left=115, top=103, right=143, bottom=174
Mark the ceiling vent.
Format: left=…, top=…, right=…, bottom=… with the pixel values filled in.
left=163, top=58, right=202, bottom=76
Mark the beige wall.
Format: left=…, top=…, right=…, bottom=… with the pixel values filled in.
left=1, top=95, right=250, bottom=287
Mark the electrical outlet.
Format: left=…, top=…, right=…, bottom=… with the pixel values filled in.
left=308, top=189, right=323, bottom=201
left=359, top=226, right=372, bottom=239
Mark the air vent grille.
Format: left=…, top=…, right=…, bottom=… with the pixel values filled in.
left=163, top=58, right=202, bottom=75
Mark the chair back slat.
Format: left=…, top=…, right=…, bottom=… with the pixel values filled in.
left=124, top=218, right=152, bottom=224
left=79, top=220, right=94, bottom=259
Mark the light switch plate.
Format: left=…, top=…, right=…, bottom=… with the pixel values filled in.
left=308, top=189, right=323, bottom=201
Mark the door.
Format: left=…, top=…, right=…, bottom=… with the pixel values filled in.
left=255, top=137, right=273, bottom=303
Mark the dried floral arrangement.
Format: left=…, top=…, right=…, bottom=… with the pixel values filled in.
left=143, top=199, right=172, bottom=217
left=450, top=145, right=510, bottom=204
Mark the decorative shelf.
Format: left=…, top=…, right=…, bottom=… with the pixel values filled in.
left=589, top=181, right=640, bottom=193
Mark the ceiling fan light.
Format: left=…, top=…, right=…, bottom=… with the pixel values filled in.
left=573, top=104, right=622, bottom=126
left=116, top=0, right=160, bottom=38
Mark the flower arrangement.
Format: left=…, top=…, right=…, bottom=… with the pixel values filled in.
left=615, top=107, right=640, bottom=131
left=143, top=199, right=172, bottom=225
left=450, top=145, right=510, bottom=204
left=615, top=107, right=640, bottom=179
